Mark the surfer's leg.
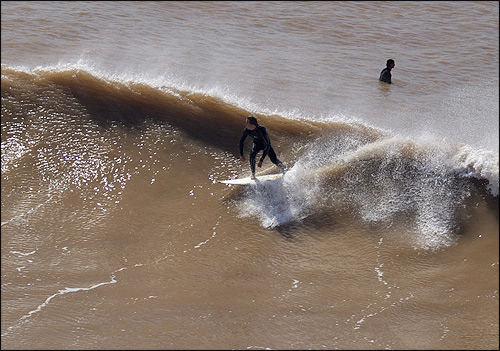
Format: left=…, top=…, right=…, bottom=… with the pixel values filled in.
left=268, top=147, right=287, bottom=173
left=249, top=144, right=259, bottom=178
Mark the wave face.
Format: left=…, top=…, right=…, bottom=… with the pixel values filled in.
left=2, top=67, right=497, bottom=251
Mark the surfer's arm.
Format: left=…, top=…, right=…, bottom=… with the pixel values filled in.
left=238, top=129, right=248, bottom=156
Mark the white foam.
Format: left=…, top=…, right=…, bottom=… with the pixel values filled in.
left=237, top=134, right=497, bottom=249
left=237, top=166, right=321, bottom=228
left=453, top=144, right=499, bottom=197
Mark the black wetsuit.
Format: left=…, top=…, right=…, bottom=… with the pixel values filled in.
left=239, top=125, right=285, bottom=174
left=379, top=67, right=392, bottom=84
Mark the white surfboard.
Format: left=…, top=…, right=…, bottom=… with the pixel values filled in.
left=217, top=173, right=283, bottom=185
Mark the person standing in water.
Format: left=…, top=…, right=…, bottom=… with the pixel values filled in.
left=239, top=116, right=287, bottom=179
left=379, top=59, right=395, bottom=84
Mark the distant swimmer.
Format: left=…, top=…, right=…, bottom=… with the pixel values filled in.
left=239, top=116, right=287, bottom=179
left=379, top=59, right=395, bottom=84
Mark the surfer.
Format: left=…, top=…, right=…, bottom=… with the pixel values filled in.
left=379, top=59, right=395, bottom=84
left=239, top=116, right=287, bottom=179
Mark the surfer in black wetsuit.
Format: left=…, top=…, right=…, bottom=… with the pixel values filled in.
left=379, top=59, right=395, bottom=84
left=239, top=116, right=287, bottom=179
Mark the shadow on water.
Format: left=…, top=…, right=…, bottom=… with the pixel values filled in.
left=47, top=70, right=247, bottom=152
left=42, top=70, right=323, bottom=158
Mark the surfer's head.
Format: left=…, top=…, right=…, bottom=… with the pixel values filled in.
left=246, top=116, right=259, bottom=130
left=386, top=59, right=395, bottom=68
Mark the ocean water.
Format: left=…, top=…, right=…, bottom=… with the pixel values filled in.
left=1, top=1, right=498, bottom=349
